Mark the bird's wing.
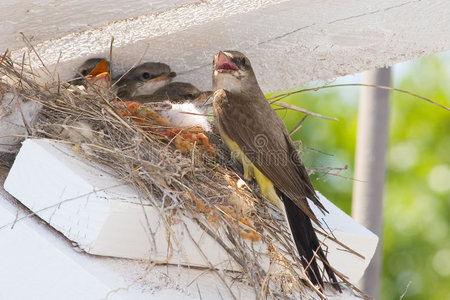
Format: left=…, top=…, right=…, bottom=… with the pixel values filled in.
left=214, top=90, right=326, bottom=221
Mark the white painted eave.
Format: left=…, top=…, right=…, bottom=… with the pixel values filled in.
left=5, top=0, right=450, bottom=93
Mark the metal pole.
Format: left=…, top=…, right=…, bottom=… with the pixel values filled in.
left=352, top=67, right=391, bottom=299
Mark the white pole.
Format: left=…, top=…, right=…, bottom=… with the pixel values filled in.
left=352, top=67, right=391, bottom=299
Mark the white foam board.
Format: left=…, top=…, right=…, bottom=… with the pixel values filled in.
left=3, top=138, right=245, bottom=270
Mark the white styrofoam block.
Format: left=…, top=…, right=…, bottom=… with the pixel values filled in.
left=3, top=138, right=136, bottom=250
left=88, top=199, right=253, bottom=272
left=0, top=202, right=122, bottom=300
left=3, top=138, right=254, bottom=270
left=4, top=138, right=377, bottom=285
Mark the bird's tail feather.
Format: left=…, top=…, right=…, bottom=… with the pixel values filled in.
left=281, top=193, right=341, bottom=292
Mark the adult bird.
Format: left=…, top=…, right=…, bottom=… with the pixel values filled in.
left=212, top=50, right=341, bottom=292
left=114, top=62, right=176, bottom=99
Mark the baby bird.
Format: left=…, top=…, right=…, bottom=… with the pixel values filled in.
left=115, top=62, right=176, bottom=99
left=132, top=81, right=211, bottom=104
left=151, top=82, right=202, bottom=102
left=71, top=58, right=110, bottom=87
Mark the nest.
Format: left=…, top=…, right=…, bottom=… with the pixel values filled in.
left=0, top=52, right=366, bottom=299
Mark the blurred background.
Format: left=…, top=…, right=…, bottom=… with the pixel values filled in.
left=271, top=51, right=450, bottom=300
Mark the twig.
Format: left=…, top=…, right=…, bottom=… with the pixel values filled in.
left=289, top=115, right=308, bottom=136
left=111, top=43, right=150, bottom=88
left=315, top=229, right=364, bottom=260
left=399, top=281, right=412, bottom=300
left=178, top=111, right=215, bottom=117
left=109, top=36, right=114, bottom=75
left=51, top=51, right=63, bottom=80
left=0, top=49, right=8, bottom=67
left=20, top=32, right=52, bottom=78
left=192, top=217, right=247, bottom=272
left=274, top=101, right=338, bottom=121
left=12, top=87, right=32, bottom=135
left=270, top=83, right=450, bottom=111
left=0, top=183, right=126, bottom=230
left=183, top=222, right=238, bottom=300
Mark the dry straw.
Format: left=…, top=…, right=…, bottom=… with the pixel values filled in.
left=0, top=49, right=368, bottom=299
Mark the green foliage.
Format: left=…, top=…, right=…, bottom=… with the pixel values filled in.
left=269, top=53, right=450, bottom=300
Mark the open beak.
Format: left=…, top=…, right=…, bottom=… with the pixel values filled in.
left=87, top=59, right=111, bottom=80
left=215, top=51, right=238, bottom=71
left=86, top=59, right=110, bottom=88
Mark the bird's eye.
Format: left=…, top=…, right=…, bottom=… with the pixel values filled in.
left=81, top=69, right=89, bottom=76
left=142, top=72, right=151, bottom=80
left=240, top=57, right=247, bottom=66
left=186, top=94, right=194, bottom=99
